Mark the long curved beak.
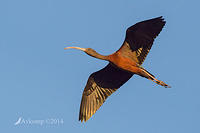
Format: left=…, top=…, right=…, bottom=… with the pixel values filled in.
left=64, top=47, right=86, bottom=52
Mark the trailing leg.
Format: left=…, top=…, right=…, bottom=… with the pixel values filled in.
left=139, top=68, right=171, bottom=88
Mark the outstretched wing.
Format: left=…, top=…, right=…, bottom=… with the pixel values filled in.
left=118, top=16, right=166, bottom=65
left=79, top=63, right=133, bottom=122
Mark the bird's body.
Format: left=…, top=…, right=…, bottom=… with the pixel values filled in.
left=65, top=16, right=171, bottom=122
left=109, top=52, right=143, bottom=78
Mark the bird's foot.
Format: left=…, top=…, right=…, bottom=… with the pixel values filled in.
left=156, top=80, right=171, bottom=88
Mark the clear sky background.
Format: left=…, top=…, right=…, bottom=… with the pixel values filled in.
left=0, top=0, right=200, bottom=132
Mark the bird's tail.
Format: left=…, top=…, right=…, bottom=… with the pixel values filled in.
left=140, top=68, right=171, bottom=88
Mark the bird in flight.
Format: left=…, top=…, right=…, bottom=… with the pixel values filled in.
left=65, top=16, right=171, bottom=122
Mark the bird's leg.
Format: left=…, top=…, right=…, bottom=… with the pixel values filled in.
left=139, top=68, right=171, bottom=88
left=150, top=79, right=171, bottom=88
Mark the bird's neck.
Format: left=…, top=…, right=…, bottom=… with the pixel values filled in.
left=95, top=54, right=109, bottom=60
left=87, top=52, right=109, bottom=61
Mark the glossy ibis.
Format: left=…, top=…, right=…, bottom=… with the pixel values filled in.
left=65, top=16, right=170, bottom=122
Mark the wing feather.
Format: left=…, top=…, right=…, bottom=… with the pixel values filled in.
left=79, top=63, right=133, bottom=122
left=118, top=16, right=166, bottom=65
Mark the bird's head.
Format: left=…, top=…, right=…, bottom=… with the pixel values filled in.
left=64, top=47, right=98, bottom=57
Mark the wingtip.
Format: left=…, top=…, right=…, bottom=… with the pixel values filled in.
left=79, top=118, right=88, bottom=123
left=79, top=119, right=84, bottom=122
left=79, top=113, right=89, bottom=122
left=79, top=116, right=84, bottom=122
left=157, top=16, right=166, bottom=26
left=156, top=16, right=165, bottom=21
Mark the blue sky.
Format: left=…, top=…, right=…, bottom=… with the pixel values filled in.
left=0, top=0, right=200, bottom=132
